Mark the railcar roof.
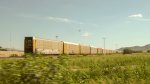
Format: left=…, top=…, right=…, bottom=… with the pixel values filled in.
left=79, top=44, right=90, bottom=46
left=64, top=41, right=79, bottom=45
left=32, top=37, right=62, bottom=42
left=90, top=46, right=97, bottom=48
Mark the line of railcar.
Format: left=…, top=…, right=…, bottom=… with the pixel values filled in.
left=24, top=37, right=117, bottom=55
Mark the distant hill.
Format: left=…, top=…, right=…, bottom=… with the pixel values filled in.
left=4, top=48, right=23, bottom=52
left=118, top=44, right=150, bottom=52
left=0, top=46, right=7, bottom=51
left=0, top=46, right=23, bottom=52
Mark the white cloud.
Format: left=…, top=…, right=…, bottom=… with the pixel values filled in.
left=47, top=16, right=72, bottom=23
left=127, top=13, right=150, bottom=22
left=20, top=14, right=72, bottom=23
left=81, top=32, right=90, bottom=37
left=128, top=13, right=143, bottom=18
left=19, top=14, right=100, bottom=27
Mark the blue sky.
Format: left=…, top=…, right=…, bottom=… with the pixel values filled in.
left=0, top=0, right=150, bottom=50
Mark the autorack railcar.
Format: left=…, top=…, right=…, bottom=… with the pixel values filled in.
left=25, top=37, right=63, bottom=54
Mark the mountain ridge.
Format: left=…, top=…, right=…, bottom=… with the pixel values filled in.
left=118, top=44, right=150, bottom=51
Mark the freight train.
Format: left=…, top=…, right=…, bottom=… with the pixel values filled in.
left=24, top=37, right=116, bottom=55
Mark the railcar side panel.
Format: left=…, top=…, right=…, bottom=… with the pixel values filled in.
left=80, top=45, right=91, bottom=55
left=35, top=39, right=63, bottom=54
left=90, top=47, right=98, bottom=55
left=97, top=48, right=103, bottom=54
left=64, top=42, right=80, bottom=55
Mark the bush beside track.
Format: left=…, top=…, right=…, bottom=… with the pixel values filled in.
left=1, top=53, right=150, bottom=84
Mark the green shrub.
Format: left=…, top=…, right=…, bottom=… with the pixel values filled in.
left=123, top=49, right=133, bottom=54
left=147, top=50, right=150, bottom=53
left=10, top=54, right=18, bottom=57
left=133, top=50, right=143, bottom=53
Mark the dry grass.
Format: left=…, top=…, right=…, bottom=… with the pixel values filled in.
left=0, top=51, right=24, bottom=57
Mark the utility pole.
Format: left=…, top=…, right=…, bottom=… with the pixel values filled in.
left=102, top=37, right=106, bottom=55
left=115, top=44, right=118, bottom=50
left=9, top=32, right=12, bottom=56
left=10, top=32, right=12, bottom=50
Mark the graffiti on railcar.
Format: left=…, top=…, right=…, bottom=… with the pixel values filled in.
left=36, top=49, right=59, bottom=54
